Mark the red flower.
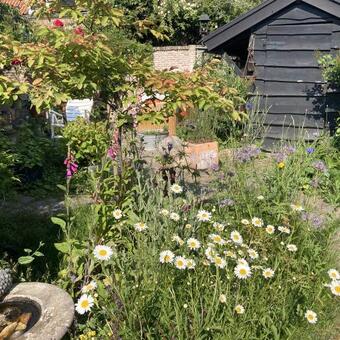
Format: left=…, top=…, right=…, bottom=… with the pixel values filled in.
left=11, top=58, right=22, bottom=66
left=74, top=26, right=84, bottom=36
left=53, top=19, right=64, bottom=27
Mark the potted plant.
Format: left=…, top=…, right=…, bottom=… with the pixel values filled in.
left=177, top=109, right=219, bottom=170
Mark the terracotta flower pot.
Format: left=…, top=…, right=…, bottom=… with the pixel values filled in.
left=184, top=141, right=219, bottom=170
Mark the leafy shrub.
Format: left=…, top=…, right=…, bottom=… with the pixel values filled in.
left=63, top=118, right=110, bottom=166
left=319, top=54, right=340, bottom=87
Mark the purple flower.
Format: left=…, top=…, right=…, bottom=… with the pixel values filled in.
left=273, top=152, right=286, bottom=163
left=245, top=102, right=253, bottom=111
left=306, top=147, right=315, bottom=154
left=310, top=178, right=320, bottom=188
left=282, top=145, right=296, bottom=155
left=211, top=163, right=219, bottom=171
left=312, top=160, right=327, bottom=173
left=219, top=198, right=235, bottom=207
left=302, top=212, right=325, bottom=229
left=64, top=156, right=78, bottom=178
left=235, top=145, right=260, bottom=162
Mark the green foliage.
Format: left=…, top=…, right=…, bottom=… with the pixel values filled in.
left=62, top=118, right=110, bottom=165
left=0, top=3, right=31, bottom=41
left=319, top=53, right=340, bottom=87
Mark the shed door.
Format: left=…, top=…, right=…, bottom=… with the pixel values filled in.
left=261, top=22, right=334, bottom=141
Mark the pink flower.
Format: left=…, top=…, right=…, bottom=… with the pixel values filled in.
left=11, top=58, right=22, bottom=66
left=74, top=26, right=84, bottom=36
left=64, top=156, right=78, bottom=177
left=53, top=19, right=64, bottom=27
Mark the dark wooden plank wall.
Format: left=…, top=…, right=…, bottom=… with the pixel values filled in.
left=252, top=3, right=340, bottom=147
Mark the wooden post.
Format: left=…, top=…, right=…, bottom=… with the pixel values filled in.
left=168, top=115, right=177, bottom=136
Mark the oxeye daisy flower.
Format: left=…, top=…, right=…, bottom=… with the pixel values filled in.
left=75, top=294, right=94, bottom=315
left=81, top=280, right=97, bottom=293
left=170, top=212, right=180, bottom=221
left=266, top=225, right=275, bottom=234
left=159, top=209, right=169, bottom=216
left=305, top=310, right=317, bottom=324
left=209, top=234, right=225, bottom=245
left=291, top=203, right=304, bottom=212
left=241, top=219, right=250, bottom=225
left=219, top=294, right=227, bottom=304
left=234, top=263, right=252, bottom=279
left=278, top=226, right=291, bottom=234
left=225, top=250, right=236, bottom=258
left=174, top=256, right=187, bottom=270
left=330, top=280, right=340, bottom=296
left=205, top=246, right=216, bottom=261
left=170, top=184, right=183, bottom=194
left=93, top=245, right=113, bottom=261
left=237, top=258, right=249, bottom=266
left=248, top=249, right=259, bottom=260
left=252, top=217, right=264, bottom=228
left=187, top=259, right=196, bottom=270
left=214, top=256, right=227, bottom=269
left=187, top=238, right=201, bottom=250
left=185, top=224, right=192, bottom=229
left=172, top=235, right=184, bottom=246
left=213, top=222, right=225, bottom=232
left=234, top=304, right=245, bottom=314
left=262, top=268, right=275, bottom=279
left=159, top=250, right=175, bottom=263
left=230, top=230, right=243, bottom=244
left=196, top=210, right=212, bottom=222
left=327, top=269, right=340, bottom=280
left=287, top=244, right=298, bottom=252
left=112, top=209, right=123, bottom=220
left=134, top=222, right=148, bottom=232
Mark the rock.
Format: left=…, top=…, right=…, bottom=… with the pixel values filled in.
left=0, top=321, right=18, bottom=339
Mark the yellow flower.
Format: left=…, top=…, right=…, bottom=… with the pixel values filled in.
left=277, top=162, right=285, bottom=169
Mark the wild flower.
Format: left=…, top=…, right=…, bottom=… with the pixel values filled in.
left=231, top=231, right=243, bottom=244
left=174, top=256, right=187, bottom=270
left=170, top=212, right=180, bottom=221
left=196, top=210, right=212, bottom=222
left=205, top=247, right=216, bottom=261
left=134, top=222, right=148, bottom=232
left=214, top=256, right=227, bottom=269
left=172, top=235, right=184, bottom=246
left=262, top=268, right=275, bottom=279
left=219, top=294, right=227, bottom=303
left=74, top=26, right=85, bottom=36
left=327, top=269, right=340, bottom=280
left=241, top=219, right=250, bottom=225
left=187, top=238, right=201, bottom=250
left=75, top=294, right=94, bottom=315
left=234, top=263, right=252, bottom=279
left=312, top=160, right=327, bottom=173
left=82, top=280, right=97, bottom=293
left=330, top=280, right=340, bottom=296
left=213, top=222, right=225, bottom=232
left=53, top=19, right=64, bottom=27
left=287, top=244, right=298, bottom=252
left=306, top=147, right=315, bottom=154
left=257, top=195, right=265, bottom=200
left=187, top=259, right=196, bottom=270
left=266, top=225, right=275, bottom=234
left=112, top=209, right=123, bottom=220
left=290, top=203, right=304, bottom=212
left=170, top=184, right=183, bottom=194
left=185, top=224, right=192, bottom=229
left=234, top=304, right=245, bottom=314
left=160, top=209, right=170, bottom=216
left=219, top=198, right=235, bottom=207
left=235, top=145, right=260, bottom=162
left=160, top=250, right=175, bottom=263
left=305, top=310, right=318, bottom=324
left=302, top=212, right=325, bottom=229
left=64, top=155, right=78, bottom=178
left=225, top=250, right=236, bottom=258
left=209, top=234, right=225, bottom=245
left=252, top=217, right=263, bottom=227
left=278, top=226, right=291, bottom=234
left=248, top=249, right=259, bottom=260
left=93, top=245, right=113, bottom=261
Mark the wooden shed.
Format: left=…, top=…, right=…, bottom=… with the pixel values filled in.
left=203, top=0, right=340, bottom=148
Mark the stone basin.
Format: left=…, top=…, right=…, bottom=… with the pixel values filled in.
left=1, top=282, right=74, bottom=340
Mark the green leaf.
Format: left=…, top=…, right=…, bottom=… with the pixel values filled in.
left=33, top=251, right=44, bottom=257
left=51, top=217, right=67, bottom=231
left=18, top=256, right=35, bottom=265
left=54, top=242, right=69, bottom=254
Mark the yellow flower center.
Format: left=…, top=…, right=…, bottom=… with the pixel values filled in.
left=239, top=268, right=247, bottom=276
left=164, top=255, right=170, bottom=262
left=335, top=285, right=340, bottom=293
left=80, top=300, right=90, bottom=309
left=215, top=257, right=222, bottom=264
left=99, top=249, right=107, bottom=257
left=234, top=235, right=239, bottom=240
left=214, top=236, right=221, bottom=242
left=190, top=242, right=196, bottom=248
left=177, top=260, right=184, bottom=267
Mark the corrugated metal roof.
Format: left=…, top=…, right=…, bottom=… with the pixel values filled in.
left=0, top=0, right=29, bottom=14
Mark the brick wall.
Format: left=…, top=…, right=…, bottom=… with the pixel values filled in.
left=153, top=45, right=207, bottom=72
